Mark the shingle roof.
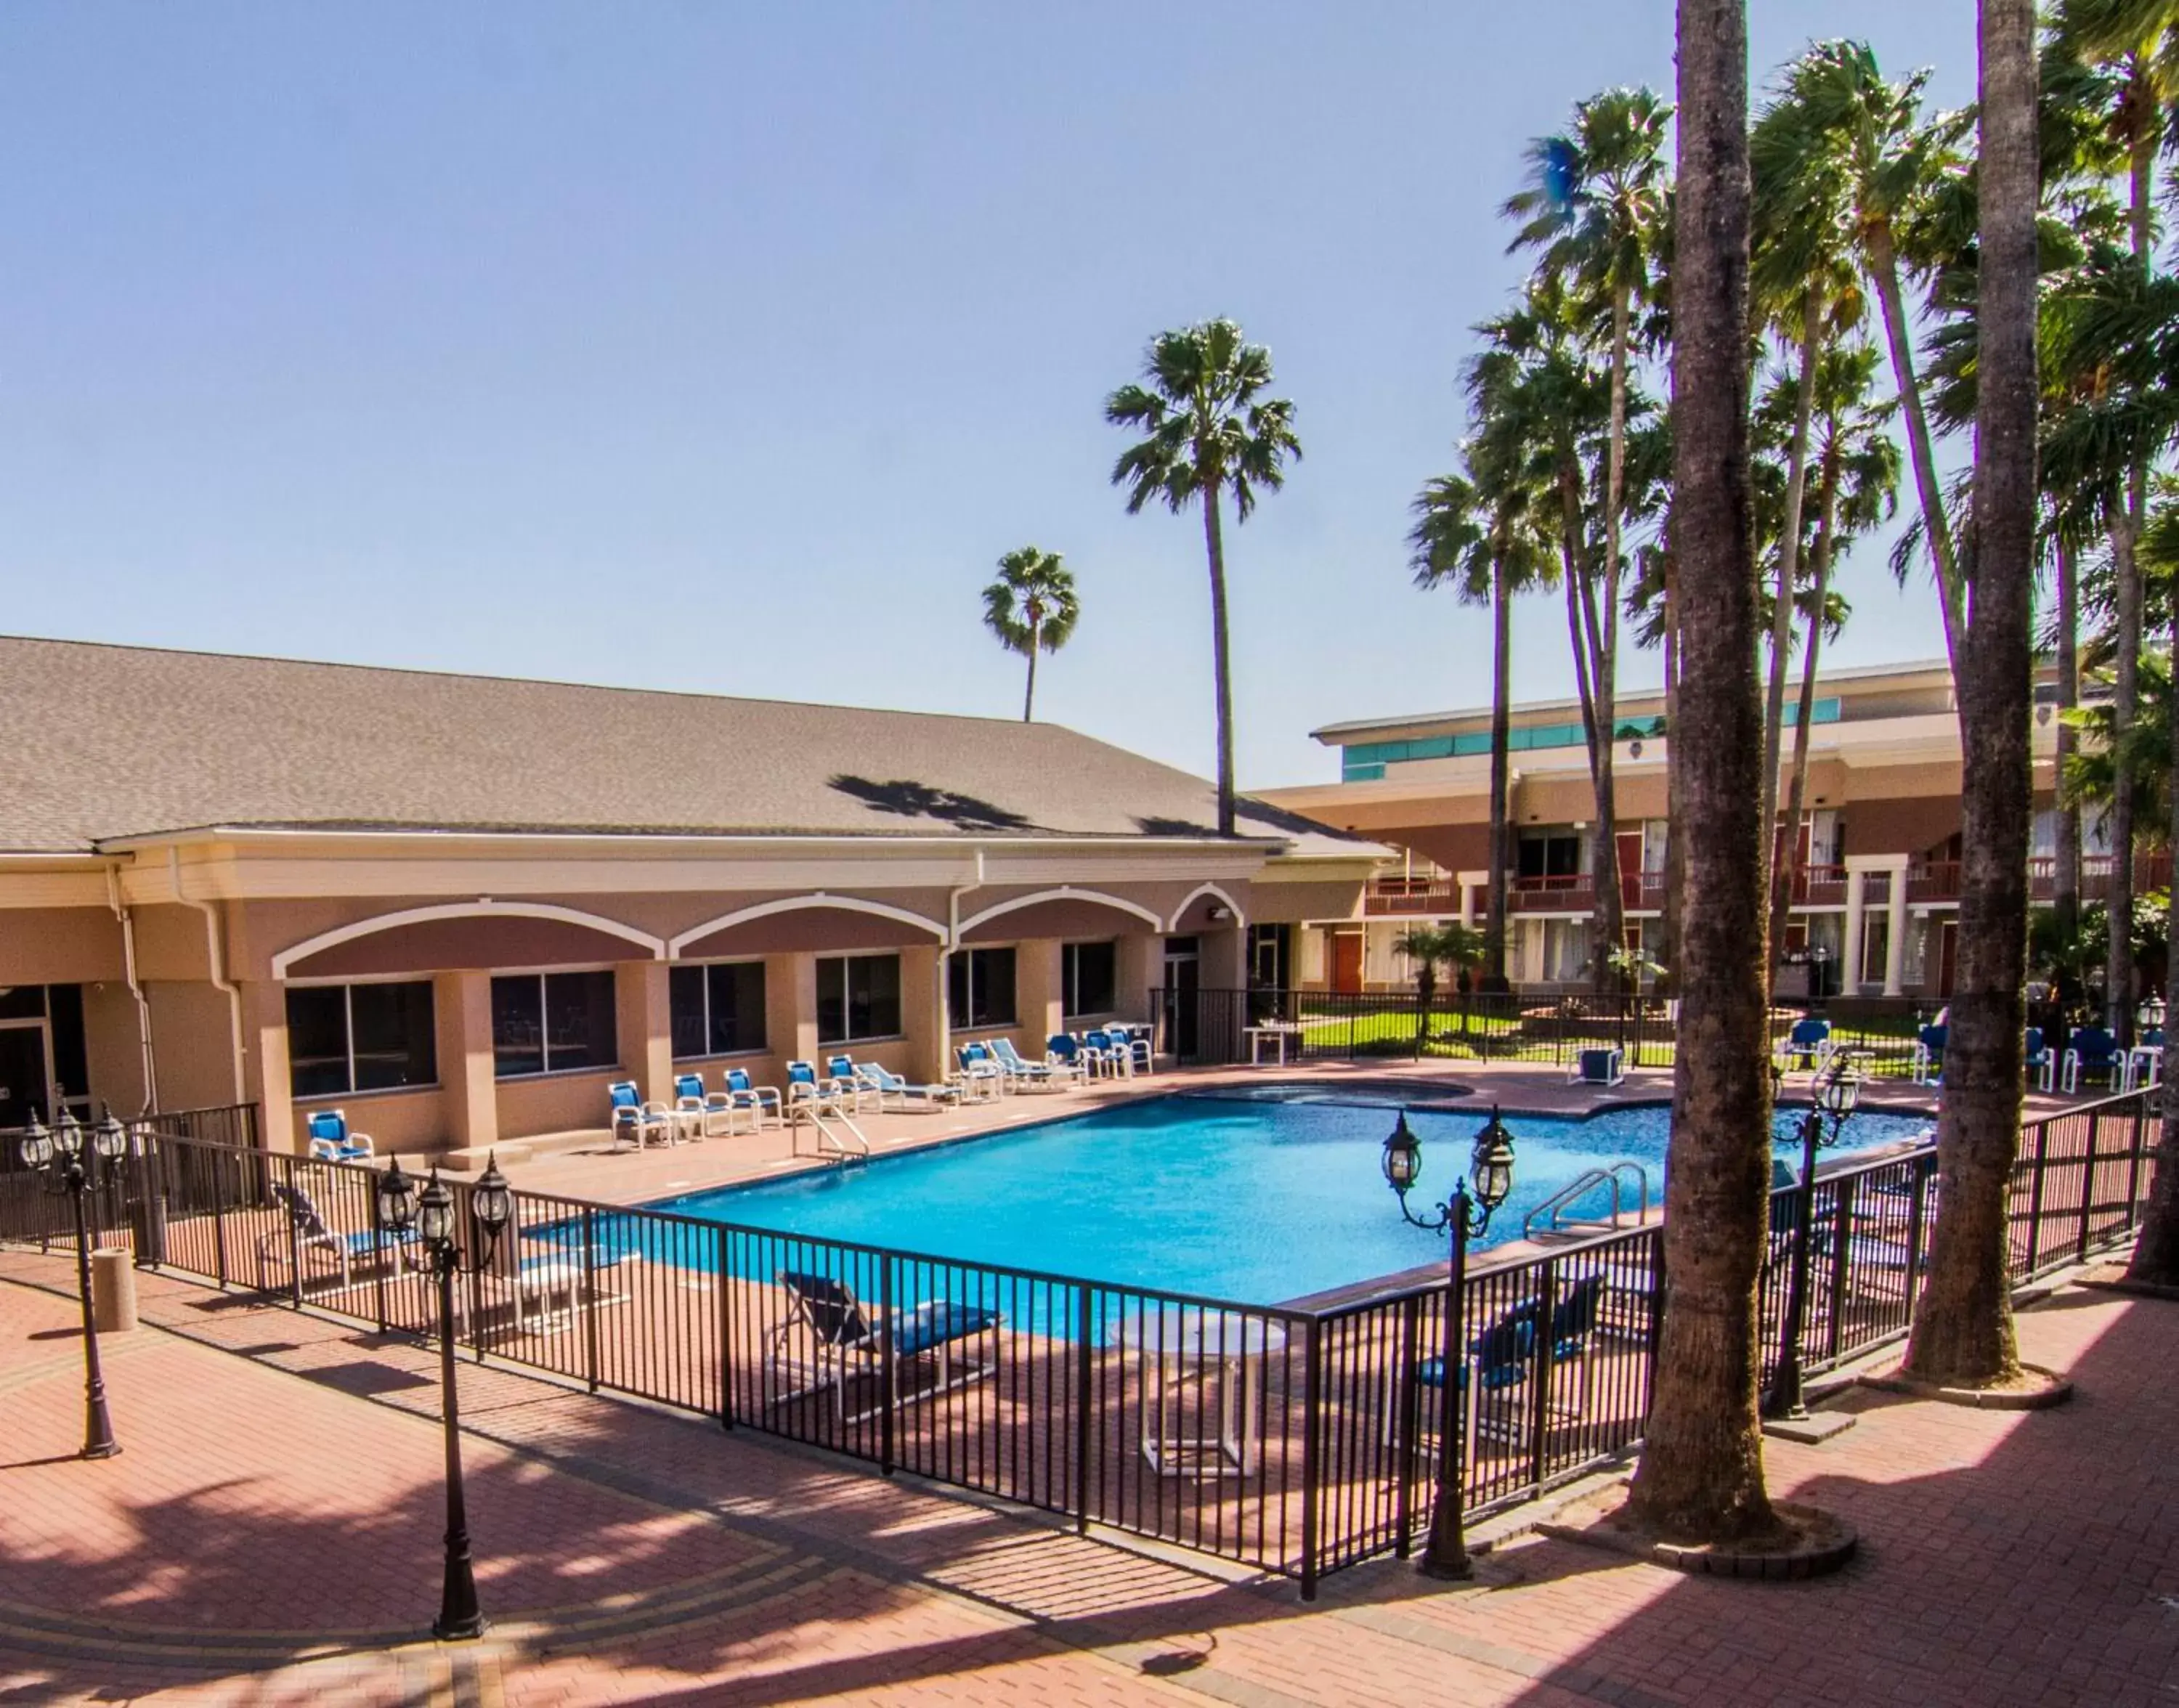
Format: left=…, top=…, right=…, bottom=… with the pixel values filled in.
left=0, top=635, right=1370, bottom=855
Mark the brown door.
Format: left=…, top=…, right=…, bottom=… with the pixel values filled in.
left=1937, top=920, right=1957, bottom=998
left=1331, top=932, right=1363, bottom=995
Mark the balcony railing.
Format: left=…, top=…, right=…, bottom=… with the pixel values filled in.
left=1361, top=876, right=1460, bottom=916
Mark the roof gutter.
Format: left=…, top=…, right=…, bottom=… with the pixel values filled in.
left=94, top=825, right=1291, bottom=857
left=171, top=846, right=246, bottom=1105
left=105, top=861, right=158, bottom=1116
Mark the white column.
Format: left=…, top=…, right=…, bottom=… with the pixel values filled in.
left=1883, top=870, right=1910, bottom=997
left=1457, top=869, right=1486, bottom=931
left=1842, top=871, right=1868, bottom=996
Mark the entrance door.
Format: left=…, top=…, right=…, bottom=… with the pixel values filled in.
left=1937, top=919, right=1958, bottom=999
left=1330, top=932, right=1363, bottom=995
left=0, top=1025, right=51, bottom=1130
left=1164, top=938, right=1201, bottom=1061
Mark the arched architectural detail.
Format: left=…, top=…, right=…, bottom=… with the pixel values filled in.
left=272, top=900, right=665, bottom=979
left=954, top=887, right=1164, bottom=942
left=667, top=892, right=947, bottom=956
left=1166, top=882, right=1246, bottom=932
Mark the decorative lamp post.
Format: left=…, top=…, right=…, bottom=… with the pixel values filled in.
left=1381, top=1105, right=1517, bottom=1579
left=1810, top=943, right=1833, bottom=1003
left=18, top=1105, right=131, bottom=1459
left=1762, top=1059, right=1861, bottom=1421
left=376, top=1155, right=514, bottom=1640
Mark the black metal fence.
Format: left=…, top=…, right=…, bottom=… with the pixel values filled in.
left=1147, top=987, right=1971, bottom=1082
left=2, top=1089, right=2158, bottom=1595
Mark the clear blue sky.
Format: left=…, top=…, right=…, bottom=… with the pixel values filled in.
left=1, top=2, right=1976, bottom=790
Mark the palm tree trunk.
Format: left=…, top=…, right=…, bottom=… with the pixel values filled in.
left=1577, top=557, right=1626, bottom=988
left=2125, top=609, right=2179, bottom=1284
left=1202, top=488, right=1238, bottom=837
left=2053, top=535, right=2081, bottom=942
left=1870, top=224, right=1968, bottom=677
left=2106, top=113, right=2154, bottom=1042
left=1628, top=0, right=1777, bottom=1542
left=1023, top=613, right=1042, bottom=722
left=1660, top=544, right=1684, bottom=996
left=1766, top=428, right=1843, bottom=975
left=1760, top=299, right=1824, bottom=966
left=1902, top=0, right=2035, bottom=1388
left=1487, top=561, right=1513, bottom=988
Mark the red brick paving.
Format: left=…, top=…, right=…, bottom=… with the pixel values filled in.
left=3, top=1241, right=2175, bottom=1705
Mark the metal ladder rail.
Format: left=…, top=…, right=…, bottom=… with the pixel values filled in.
left=1522, top=1160, right=1650, bottom=1237
left=790, top=1102, right=872, bottom=1162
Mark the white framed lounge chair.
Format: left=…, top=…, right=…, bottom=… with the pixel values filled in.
left=824, top=1055, right=885, bottom=1113
left=608, top=1080, right=675, bottom=1149
left=304, top=1109, right=376, bottom=1163
left=259, top=1183, right=414, bottom=1293
left=723, top=1068, right=784, bottom=1128
left=766, top=1269, right=1001, bottom=1423
left=986, top=1036, right=1061, bottom=1090
left=855, top=1062, right=961, bottom=1110
left=673, top=1071, right=749, bottom=1138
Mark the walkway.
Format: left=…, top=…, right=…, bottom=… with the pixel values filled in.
left=2, top=1243, right=2174, bottom=1704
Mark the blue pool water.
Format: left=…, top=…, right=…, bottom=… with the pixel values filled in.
left=643, top=1091, right=1934, bottom=1306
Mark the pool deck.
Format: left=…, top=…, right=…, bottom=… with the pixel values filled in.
left=466, top=1054, right=2013, bottom=1228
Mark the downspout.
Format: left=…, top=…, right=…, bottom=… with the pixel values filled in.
left=171, top=846, right=246, bottom=1105
left=942, top=848, right=987, bottom=1074
left=106, top=860, right=159, bottom=1114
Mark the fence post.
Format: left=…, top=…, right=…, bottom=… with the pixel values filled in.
left=1298, top=1315, right=1321, bottom=1602
left=879, top=1253, right=896, bottom=1475
left=1074, top=1284, right=1094, bottom=1536
left=1641, top=1228, right=1665, bottom=1412
left=1527, top=1261, right=1559, bottom=1495
left=1822, top=1174, right=1856, bottom=1362
left=2077, top=1110, right=2102, bottom=1261
left=1392, top=1293, right=1419, bottom=1558
left=1903, top=1153, right=1932, bottom=1319
left=2123, top=1094, right=2149, bottom=1229
left=583, top=1208, right=602, bottom=1394
left=212, top=1151, right=229, bottom=1290
left=2023, top=1113, right=2050, bottom=1275
left=283, top=1157, right=304, bottom=1310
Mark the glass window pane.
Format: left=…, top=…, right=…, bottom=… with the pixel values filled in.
left=946, top=952, right=970, bottom=1030
left=708, top=961, right=766, bottom=1054
left=848, top=953, right=900, bottom=1040
left=816, top=959, right=846, bottom=1044
left=287, top=986, right=352, bottom=1098
left=972, top=948, right=1015, bottom=1028
left=544, top=970, right=617, bottom=1071
left=1068, top=941, right=1116, bottom=1017
left=349, top=981, right=437, bottom=1091
left=491, top=976, right=545, bottom=1078
left=669, top=966, right=708, bottom=1060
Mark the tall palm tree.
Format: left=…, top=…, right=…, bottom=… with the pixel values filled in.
left=1750, top=85, right=1864, bottom=925
left=1409, top=441, right=1551, bottom=990
left=980, top=547, right=1081, bottom=723
left=2127, top=494, right=2179, bottom=1283
left=1626, top=0, right=1780, bottom=1543
left=1106, top=320, right=1302, bottom=835
left=1506, top=95, right=1671, bottom=985
left=1766, top=346, right=1898, bottom=965
left=1772, top=41, right=1969, bottom=675
left=1467, top=281, right=1631, bottom=985
left=2050, top=0, right=2179, bottom=1041
left=1902, top=0, right=2041, bottom=1390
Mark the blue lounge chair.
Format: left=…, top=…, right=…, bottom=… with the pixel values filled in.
left=304, top=1109, right=374, bottom=1163
left=767, top=1269, right=1001, bottom=1423
left=608, top=1080, right=673, bottom=1149
left=1774, top=1017, right=1833, bottom=1075
left=785, top=1060, right=845, bottom=1117
left=986, top=1035, right=1063, bottom=1089
left=673, top=1070, right=747, bottom=1138
left=2062, top=1025, right=2120, bottom=1093
left=2023, top=1027, right=2055, bottom=1094
left=851, top=1060, right=961, bottom=1109
left=954, top=1044, right=1005, bottom=1099
left=1082, top=1029, right=1132, bottom=1077
left=259, top=1182, right=414, bottom=1292
left=824, top=1055, right=885, bottom=1113
left=1912, top=1023, right=1947, bottom=1085
left=1046, top=1033, right=1087, bottom=1076
left=723, top=1068, right=784, bottom=1128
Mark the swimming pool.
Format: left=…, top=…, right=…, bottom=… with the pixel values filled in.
left=644, top=1091, right=1933, bottom=1306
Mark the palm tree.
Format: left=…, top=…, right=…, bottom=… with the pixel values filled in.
left=1505, top=97, right=1671, bottom=988
left=980, top=548, right=1081, bottom=723
left=1626, top=0, right=1782, bottom=1543
left=2127, top=492, right=2179, bottom=1282
left=1466, top=282, right=1631, bottom=986
left=1106, top=320, right=1302, bottom=836
left=1409, top=442, right=1551, bottom=990
left=1391, top=923, right=1487, bottom=1046
left=1750, top=81, right=1864, bottom=923
left=1770, top=41, right=1969, bottom=674
left=1764, top=342, right=1899, bottom=967
left=2050, top=0, right=2179, bottom=1042
left=1901, top=0, right=2040, bottom=1389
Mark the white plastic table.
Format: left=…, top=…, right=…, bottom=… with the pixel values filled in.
left=1112, top=1309, right=1289, bottom=1478
left=1243, top=1023, right=1302, bottom=1066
